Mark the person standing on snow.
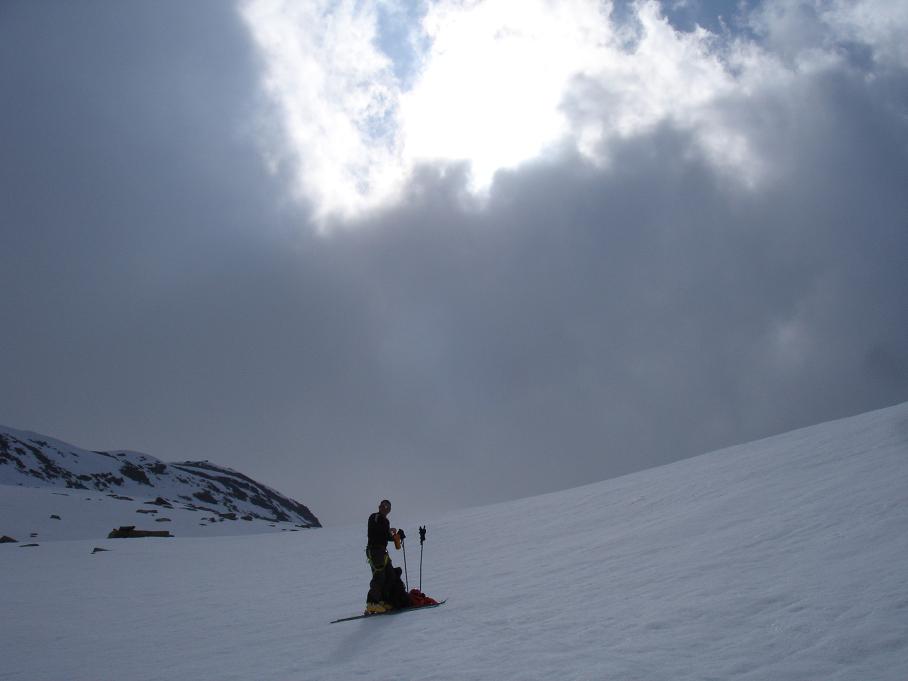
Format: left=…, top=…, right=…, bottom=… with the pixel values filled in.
left=365, top=499, right=409, bottom=614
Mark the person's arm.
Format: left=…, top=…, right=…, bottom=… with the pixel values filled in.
left=379, top=514, right=395, bottom=541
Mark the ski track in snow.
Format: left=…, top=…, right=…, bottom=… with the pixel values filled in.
left=2, top=403, right=908, bottom=680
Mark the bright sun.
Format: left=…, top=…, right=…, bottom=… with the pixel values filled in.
left=399, top=0, right=609, bottom=193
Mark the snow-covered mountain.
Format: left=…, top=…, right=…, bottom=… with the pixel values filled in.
left=0, top=425, right=320, bottom=537
left=2, top=402, right=907, bottom=681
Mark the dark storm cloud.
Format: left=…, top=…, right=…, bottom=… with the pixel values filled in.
left=0, top=2, right=311, bottom=478
left=329, top=66, right=908, bottom=515
left=2, top=2, right=906, bottom=525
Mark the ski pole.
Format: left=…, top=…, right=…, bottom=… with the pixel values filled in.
left=418, top=525, right=426, bottom=591
left=399, top=528, right=408, bottom=591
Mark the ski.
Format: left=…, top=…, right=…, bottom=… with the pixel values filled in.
left=330, top=600, right=446, bottom=624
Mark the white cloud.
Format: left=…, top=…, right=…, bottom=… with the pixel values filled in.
left=240, top=0, right=407, bottom=225
left=749, top=0, right=908, bottom=70
left=240, top=0, right=908, bottom=226
left=825, top=0, right=908, bottom=69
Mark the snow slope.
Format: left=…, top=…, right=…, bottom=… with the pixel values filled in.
left=2, top=402, right=907, bottom=680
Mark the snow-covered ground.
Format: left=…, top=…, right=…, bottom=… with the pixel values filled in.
left=0, top=485, right=311, bottom=541
left=3, top=402, right=907, bottom=680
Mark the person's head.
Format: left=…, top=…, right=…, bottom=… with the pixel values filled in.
left=379, top=499, right=391, bottom=516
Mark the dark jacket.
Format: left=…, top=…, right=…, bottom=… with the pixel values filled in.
left=367, top=512, right=393, bottom=549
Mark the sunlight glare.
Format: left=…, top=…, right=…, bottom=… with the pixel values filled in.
left=242, top=0, right=762, bottom=226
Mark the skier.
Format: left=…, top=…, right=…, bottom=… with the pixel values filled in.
left=365, top=499, right=410, bottom=614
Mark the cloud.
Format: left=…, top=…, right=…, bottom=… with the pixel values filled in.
left=241, top=0, right=405, bottom=223
left=750, top=0, right=908, bottom=69
left=327, top=63, right=908, bottom=511
left=242, top=0, right=750, bottom=223
left=243, top=0, right=908, bottom=228
left=1, top=0, right=906, bottom=525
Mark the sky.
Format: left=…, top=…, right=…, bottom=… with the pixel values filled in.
left=2, top=0, right=907, bottom=526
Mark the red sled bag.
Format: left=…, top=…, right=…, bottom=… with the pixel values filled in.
left=408, top=589, right=438, bottom=607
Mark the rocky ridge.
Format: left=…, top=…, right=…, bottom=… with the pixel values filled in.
left=0, top=425, right=320, bottom=529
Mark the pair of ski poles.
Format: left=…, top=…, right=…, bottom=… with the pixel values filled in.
left=398, top=525, right=428, bottom=591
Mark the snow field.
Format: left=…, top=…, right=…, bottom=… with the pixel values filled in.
left=0, top=485, right=308, bottom=541
left=2, top=402, right=907, bottom=680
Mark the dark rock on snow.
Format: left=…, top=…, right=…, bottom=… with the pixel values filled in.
left=146, top=497, right=173, bottom=508
left=108, top=525, right=173, bottom=539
